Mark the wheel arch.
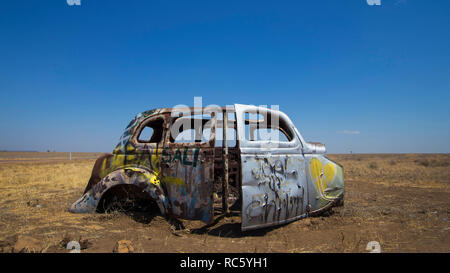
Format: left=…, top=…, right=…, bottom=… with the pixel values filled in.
left=69, top=167, right=169, bottom=216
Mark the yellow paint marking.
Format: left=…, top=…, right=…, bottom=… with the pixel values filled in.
left=310, top=158, right=336, bottom=197
left=162, top=176, right=185, bottom=186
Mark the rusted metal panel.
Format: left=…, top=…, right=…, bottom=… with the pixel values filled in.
left=222, top=110, right=230, bottom=214
left=158, top=109, right=217, bottom=223
left=160, top=147, right=215, bottom=223
left=69, top=167, right=169, bottom=215
left=70, top=108, right=217, bottom=224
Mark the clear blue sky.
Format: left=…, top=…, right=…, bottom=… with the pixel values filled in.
left=0, top=0, right=449, bottom=153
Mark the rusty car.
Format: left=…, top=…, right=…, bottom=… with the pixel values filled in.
left=69, top=104, right=344, bottom=231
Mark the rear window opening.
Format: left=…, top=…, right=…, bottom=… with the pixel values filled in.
left=137, top=118, right=164, bottom=143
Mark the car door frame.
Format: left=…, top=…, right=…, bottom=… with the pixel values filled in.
left=235, top=104, right=308, bottom=231
left=160, top=108, right=218, bottom=224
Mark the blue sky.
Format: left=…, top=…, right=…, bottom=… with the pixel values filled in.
left=0, top=0, right=449, bottom=153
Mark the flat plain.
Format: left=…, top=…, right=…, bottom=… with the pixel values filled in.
left=0, top=152, right=448, bottom=253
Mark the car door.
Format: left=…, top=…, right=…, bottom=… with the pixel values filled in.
left=160, top=109, right=217, bottom=224
left=235, top=104, right=308, bottom=231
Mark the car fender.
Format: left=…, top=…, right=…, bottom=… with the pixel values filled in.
left=69, top=167, right=169, bottom=215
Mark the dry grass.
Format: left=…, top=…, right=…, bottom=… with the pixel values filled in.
left=0, top=152, right=449, bottom=253
left=0, top=159, right=95, bottom=248
left=328, top=153, right=450, bottom=189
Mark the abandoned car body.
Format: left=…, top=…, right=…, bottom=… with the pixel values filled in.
left=69, top=104, right=344, bottom=231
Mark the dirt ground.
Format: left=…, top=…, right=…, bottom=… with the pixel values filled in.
left=0, top=152, right=448, bottom=253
